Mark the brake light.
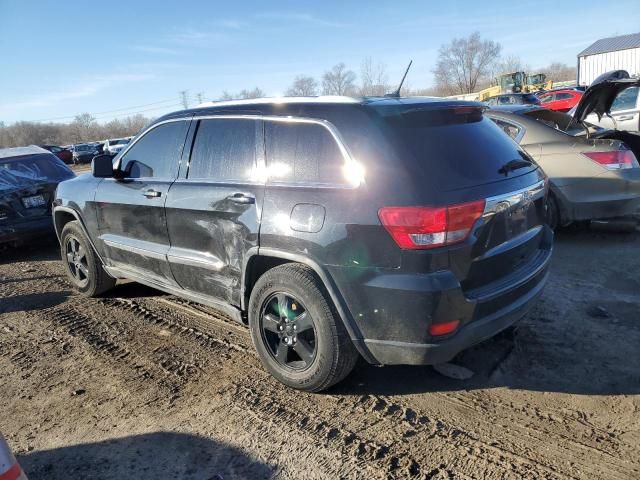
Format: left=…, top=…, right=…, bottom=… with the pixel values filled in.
left=378, top=200, right=485, bottom=249
left=583, top=150, right=638, bottom=170
left=429, top=320, right=460, bottom=336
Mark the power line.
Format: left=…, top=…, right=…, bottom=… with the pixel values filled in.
left=32, top=97, right=181, bottom=122
left=93, top=103, right=184, bottom=120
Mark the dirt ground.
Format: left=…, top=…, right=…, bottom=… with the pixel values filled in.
left=1, top=226, right=639, bottom=480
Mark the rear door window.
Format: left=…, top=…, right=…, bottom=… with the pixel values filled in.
left=120, top=121, right=189, bottom=179
left=265, top=121, right=346, bottom=184
left=188, top=118, right=259, bottom=182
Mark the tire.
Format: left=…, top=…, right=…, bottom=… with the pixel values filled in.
left=546, top=192, right=561, bottom=230
left=248, top=263, right=359, bottom=392
left=60, top=220, right=116, bottom=296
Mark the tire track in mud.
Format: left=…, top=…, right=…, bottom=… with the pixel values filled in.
left=6, top=256, right=637, bottom=479
left=103, top=293, right=637, bottom=480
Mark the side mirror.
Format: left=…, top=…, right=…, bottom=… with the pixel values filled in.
left=92, top=154, right=115, bottom=178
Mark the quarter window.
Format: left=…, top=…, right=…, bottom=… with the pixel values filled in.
left=188, top=119, right=259, bottom=181
left=265, top=121, right=346, bottom=184
left=120, top=121, right=188, bottom=179
left=489, top=118, right=523, bottom=141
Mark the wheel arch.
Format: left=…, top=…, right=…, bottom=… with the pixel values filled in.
left=53, top=206, right=106, bottom=264
left=242, top=247, right=375, bottom=363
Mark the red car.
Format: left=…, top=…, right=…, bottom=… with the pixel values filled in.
left=40, top=145, right=73, bottom=164
left=537, top=89, right=583, bottom=113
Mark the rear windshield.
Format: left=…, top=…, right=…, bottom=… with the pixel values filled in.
left=0, top=153, right=75, bottom=191
left=374, top=106, right=536, bottom=190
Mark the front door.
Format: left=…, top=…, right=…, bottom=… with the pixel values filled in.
left=95, top=119, right=190, bottom=286
left=165, top=117, right=265, bottom=307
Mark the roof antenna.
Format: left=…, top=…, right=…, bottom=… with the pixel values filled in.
left=386, top=60, right=413, bottom=98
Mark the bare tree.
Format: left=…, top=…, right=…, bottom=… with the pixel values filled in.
left=359, top=57, right=390, bottom=96
left=539, top=62, right=577, bottom=82
left=322, top=63, right=357, bottom=96
left=433, top=32, right=502, bottom=94
left=286, top=75, right=319, bottom=96
left=220, top=87, right=265, bottom=101
left=70, top=113, right=97, bottom=143
left=494, top=55, right=525, bottom=76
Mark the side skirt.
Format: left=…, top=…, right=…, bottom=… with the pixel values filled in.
left=104, top=265, right=245, bottom=324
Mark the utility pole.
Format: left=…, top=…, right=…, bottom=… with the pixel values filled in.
left=196, top=92, right=204, bottom=104
left=179, top=90, right=190, bottom=109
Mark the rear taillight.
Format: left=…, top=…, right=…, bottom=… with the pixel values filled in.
left=378, top=200, right=485, bottom=249
left=583, top=150, right=638, bottom=170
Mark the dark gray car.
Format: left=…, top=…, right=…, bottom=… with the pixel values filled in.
left=53, top=96, right=552, bottom=391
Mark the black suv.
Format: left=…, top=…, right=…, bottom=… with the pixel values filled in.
left=54, top=97, right=552, bottom=391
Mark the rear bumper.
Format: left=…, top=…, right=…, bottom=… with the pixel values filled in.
left=0, top=216, right=54, bottom=244
left=556, top=171, right=640, bottom=222
left=336, top=227, right=553, bottom=365
left=356, top=268, right=548, bottom=365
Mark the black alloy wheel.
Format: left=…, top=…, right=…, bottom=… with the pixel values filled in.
left=260, top=292, right=317, bottom=370
left=65, top=234, right=89, bottom=288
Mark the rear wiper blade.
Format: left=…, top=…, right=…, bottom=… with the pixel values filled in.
left=498, top=158, right=532, bottom=175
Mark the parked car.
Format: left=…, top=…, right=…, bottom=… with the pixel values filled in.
left=486, top=103, right=640, bottom=228
left=577, top=83, right=640, bottom=133
left=71, top=143, right=99, bottom=164
left=54, top=97, right=552, bottom=391
left=40, top=144, right=73, bottom=164
left=103, top=137, right=130, bottom=156
left=485, top=93, right=541, bottom=107
left=537, top=89, right=583, bottom=113
left=1, top=146, right=75, bottom=246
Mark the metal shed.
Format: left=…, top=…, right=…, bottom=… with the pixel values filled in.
left=577, top=32, right=640, bottom=86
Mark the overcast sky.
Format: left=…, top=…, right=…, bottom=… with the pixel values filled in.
left=1, top=0, right=639, bottom=123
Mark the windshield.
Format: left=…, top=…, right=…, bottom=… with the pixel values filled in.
left=0, top=153, right=74, bottom=190
left=111, top=139, right=129, bottom=145
left=74, top=145, right=92, bottom=151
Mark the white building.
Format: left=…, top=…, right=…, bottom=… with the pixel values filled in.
left=578, top=32, right=640, bottom=86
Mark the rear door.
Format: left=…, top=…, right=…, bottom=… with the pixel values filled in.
left=95, top=120, right=190, bottom=286
left=165, top=117, right=265, bottom=307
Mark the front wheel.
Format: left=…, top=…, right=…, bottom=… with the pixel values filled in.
left=60, top=220, right=116, bottom=296
left=248, top=263, right=359, bottom=392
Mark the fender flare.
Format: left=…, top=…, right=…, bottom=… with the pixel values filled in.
left=242, top=247, right=376, bottom=363
left=53, top=206, right=106, bottom=264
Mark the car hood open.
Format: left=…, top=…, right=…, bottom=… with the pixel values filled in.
left=573, top=70, right=640, bottom=123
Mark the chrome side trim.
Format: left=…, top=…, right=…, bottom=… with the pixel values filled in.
left=166, top=246, right=225, bottom=271
left=483, top=180, right=545, bottom=217
left=101, top=234, right=167, bottom=261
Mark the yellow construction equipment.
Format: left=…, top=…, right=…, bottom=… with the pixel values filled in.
left=477, top=71, right=553, bottom=101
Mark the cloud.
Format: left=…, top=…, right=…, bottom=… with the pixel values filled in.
left=213, top=19, right=244, bottom=29
left=168, top=28, right=229, bottom=46
left=131, top=45, right=180, bottom=55
left=0, top=74, right=154, bottom=113
left=254, top=12, right=348, bottom=28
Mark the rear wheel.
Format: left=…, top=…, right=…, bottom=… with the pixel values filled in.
left=248, top=263, right=359, bottom=392
left=60, top=221, right=116, bottom=296
left=546, top=193, right=561, bottom=230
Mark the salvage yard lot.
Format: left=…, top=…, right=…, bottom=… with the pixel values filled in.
left=1, top=229, right=639, bottom=479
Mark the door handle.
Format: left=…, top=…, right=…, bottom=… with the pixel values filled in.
left=615, top=115, right=634, bottom=121
left=227, top=192, right=255, bottom=204
left=142, top=189, right=162, bottom=198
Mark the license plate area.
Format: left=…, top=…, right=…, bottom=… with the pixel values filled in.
left=21, top=194, right=46, bottom=208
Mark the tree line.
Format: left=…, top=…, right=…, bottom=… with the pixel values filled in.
left=1, top=32, right=577, bottom=148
